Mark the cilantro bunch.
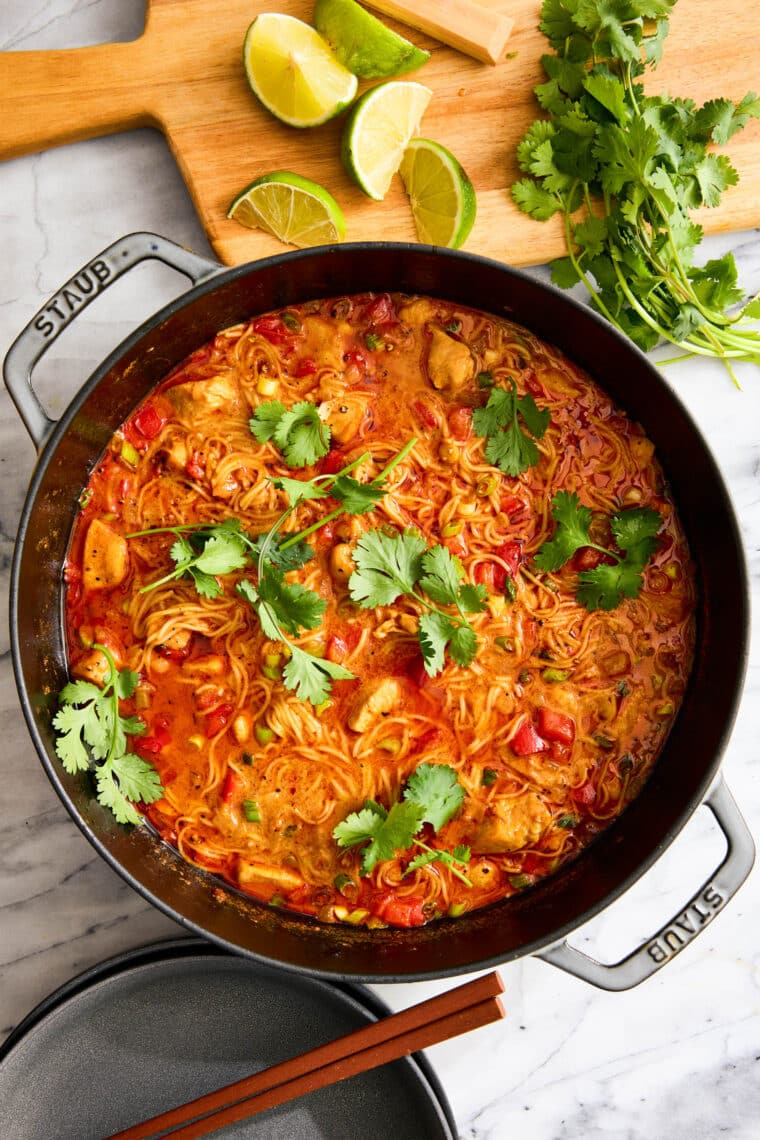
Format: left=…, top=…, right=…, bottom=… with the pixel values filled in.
left=53, top=645, right=163, bottom=825
left=535, top=490, right=661, bottom=609
left=512, top=0, right=760, bottom=382
left=333, top=763, right=471, bottom=882
left=348, top=529, right=488, bottom=675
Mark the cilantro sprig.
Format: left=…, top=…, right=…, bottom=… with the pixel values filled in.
left=250, top=400, right=331, bottom=467
left=472, top=379, right=550, bottom=476
left=535, top=490, right=661, bottom=609
left=348, top=529, right=488, bottom=675
left=333, top=763, right=471, bottom=882
left=53, top=645, right=162, bottom=825
left=512, top=0, right=760, bottom=382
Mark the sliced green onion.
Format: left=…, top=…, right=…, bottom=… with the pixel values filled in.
left=281, top=311, right=300, bottom=331
left=494, top=636, right=515, bottom=652
left=376, top=737, right=401, bottom=754
left=556, top=814, right=578, bottom=829
left=333, top=872, right=357, bottom=897
left=365, top=332, right=384, bottom=350
left=542, top=667, right=571, bottom=682
left=120, top=440, right=140, bottom=468
left=254, top=723, right=274, bottom=746
left=482, top=768, right=498, bottom=787
left=442, top=520, right=462, bottom=537
left=477, top=371, right=494, bottom=388
left=242, top=799, right=260, bottom=822
left=447, top=901, right=468, bottom=917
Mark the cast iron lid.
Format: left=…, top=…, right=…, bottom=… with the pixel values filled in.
left=0, top=938, right=457, bottom=1138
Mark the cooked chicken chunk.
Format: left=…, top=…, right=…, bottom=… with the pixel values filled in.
left=82, top=519, right=129, bottom=591
left=471, top=792, right=551, bottom=854
left=347, top=677, right=402, bottom=732
left=319, top=395, right=368, bottom=444
left=167, top=373, right=243, bottom=419
left=427, top=327, right=475, bottom=392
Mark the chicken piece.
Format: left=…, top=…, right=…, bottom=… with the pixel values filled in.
left=397, top=298, right=440, bottom=327
left=72, top=647, right=118, bottom=687
left=472, top=792, right=551, bottom=854
left=427, top=327, right=475, bottom=393
left=347, top=677, right=402, bottom=732
left=166, top=373, right=243, bottom=420
left=163, top=437, right=189, bottom=471
left=237, top=860, right=304, bottom=900
left=301, top=315, right=353, bottom=372
left=319, top=395, right=369, bottom=444
left=329, top=543, right=355, bottom=583
left=82, top=518, right=129, bottom=591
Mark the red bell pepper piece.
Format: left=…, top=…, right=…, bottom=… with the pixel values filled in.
left=252, top=315, right=291, bottom=344
left=363, top=293, right=396, bottom=326
left=538, top=707, right=576, bottom=746
left=372, top=892, right=426, bottom=928
left=511, top=718, right=548, bottom=756
left=205, top=702, right=234, bottom=739
left=573, top=781, right=597, bottom=806
left=220, top=769, right=241, bottom=803
left=131, top=403, right=166, bottom=441
left=293, top=356, right=317, bottom=377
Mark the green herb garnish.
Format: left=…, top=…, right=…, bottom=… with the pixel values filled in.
left=535, top=490, right=661, bottom=609
left=472, top=379, right=550, bottom=476
left=53, top=645, right=162, bottom=825
left=348, top=529, right=488, bottom=675
left=333, top=763, right=470, bottom=882
left=242, top=799, right=261, bottom=822
left=250, top=400, right=331, bottom=467
left=511, top=0, right=760, bottom=382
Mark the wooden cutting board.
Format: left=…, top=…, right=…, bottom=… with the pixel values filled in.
left=2, top=0, right=760, bottom=267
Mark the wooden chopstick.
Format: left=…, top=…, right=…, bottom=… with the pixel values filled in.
left=106, top=971, right=504, bottom=1140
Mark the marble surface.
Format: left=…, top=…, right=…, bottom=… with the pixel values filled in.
left=1, top=3, right=759, bottom=1138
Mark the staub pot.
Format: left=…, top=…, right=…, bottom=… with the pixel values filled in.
left=5, top=234, right=754, bottom=988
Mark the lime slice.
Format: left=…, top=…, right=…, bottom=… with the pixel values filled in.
left=314, top=0, right=430, bottom=78
left=341, top=81, right=433, bottom=200
left=227, top=172, right=346, bottom=248
left=243, top=13, right=358, bottom=128
left=399, top=139, right=477, bottom=249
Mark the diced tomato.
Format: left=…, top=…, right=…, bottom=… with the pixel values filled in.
left=522, top=369, right=544, bottom=398
left=195, top=688, right=222, bottom=710
left=500, top=494, right=529, bottom=522
left=538, top=707, right=576, bottom=746
left=293, top=356, right=317, bottom=378
left=573, top=781, right=597, bottom=806
left=521, top=852, right=546, bottom=875
left=550, top=741, right=572, bottom=764
left=448, top=406, right=472, bottom=441
left=474, top=562, right=496, bottom=591
left=327, top=623, right=361, bottom=662
left=252, top=315, right=291, bottom=345
left=134, top=735, right=162, bottom=757
left=220, top=769, right=241, bottom=803
left=442, top=529, right=468, bottom=559
left=321, top=449, right=348, bottom=475
left=511, top=718, right=548, bottom=756
left=343, top=347, right=367, bottom=372
left=363, top=293, right=396, bottom=326
left=372, top=892, right=426, bottom=928
left=186, top=451, right=205, bottom=481
left=205, top=702, right=234, bottom=739
left=131, top=403, right=167, bottom=441
left=326, top=635, right=348, bottom=663
left=495, top=539, right=523, bottom=578
left=413, top=400, right=438, bottom=431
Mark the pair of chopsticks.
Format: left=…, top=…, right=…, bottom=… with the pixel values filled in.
left=106, top=970, right=504, bottom=1140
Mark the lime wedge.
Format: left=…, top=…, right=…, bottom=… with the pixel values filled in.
left=399, top=139, right=477, bottom=249
left=314, top=0, right=430, bottom=78
left=341, top=81, right=433, bottom=200
left=243, top=13, right=358, bottom=128
left=227, top=172, right=346, bottom=248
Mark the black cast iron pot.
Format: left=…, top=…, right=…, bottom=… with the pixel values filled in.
left=5, top=234, right=754, bottom=989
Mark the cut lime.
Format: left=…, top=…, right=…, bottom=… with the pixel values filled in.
left=227, top=172, right=346, bottom=248
left=243, top=13, right=358, bottom=128
left=341, top=81, right=433, bottom=200
left=399, top=139, right=477, bottom=248
left=314, top=0, right=430, bottom=78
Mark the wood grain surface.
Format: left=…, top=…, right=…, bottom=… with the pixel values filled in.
left=2, top=0, right=759, bottom=267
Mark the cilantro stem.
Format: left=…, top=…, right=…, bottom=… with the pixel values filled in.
left=93, top=643, right=120, bottom=765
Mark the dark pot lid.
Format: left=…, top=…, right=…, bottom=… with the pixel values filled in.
left=0, top=938, right=456, bottom=1139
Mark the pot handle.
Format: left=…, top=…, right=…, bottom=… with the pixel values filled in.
left=537, top=776, right=754, bottom=991
left=2, top=231, right=221, bottom=450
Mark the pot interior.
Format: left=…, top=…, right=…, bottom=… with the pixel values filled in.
left=12, top=244, right=749, bottom=980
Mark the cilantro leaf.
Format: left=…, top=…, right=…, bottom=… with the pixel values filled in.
left=447, top=622, right=479, bottom=668
left=282, top=645, right=354, bottom=706
left=404, top=762, right=466, bottom=831
left=472, top=381, right=549, bottom=477
left=405, top=844, right=472, bottom=885
left=349, top=528, right=427, bottom=607
left=271, top=476, right=329, bottom=507
left=334, top=799, right=426, bottom=875
left=256, top=564, right=326, bottom=636
left=249, top=401, right=288, bottom=443
left=330, top=475, right=386, bottom=515
left=577, top=560, right=648, bottom=610
left=248, top=533, right=314, bottom=572
left=610, top=505, right=661, bottom=565
left=417, top=611, right=454, bottom=676
left=417, top=545, right=465, bottom=606
left=534, top=490, right=593, bottom=571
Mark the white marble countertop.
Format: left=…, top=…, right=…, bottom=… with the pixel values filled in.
left=2, top=3, right=759, bottom=1138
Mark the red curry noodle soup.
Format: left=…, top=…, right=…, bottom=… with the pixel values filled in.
left=62, top=293, right=695, bottom=929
